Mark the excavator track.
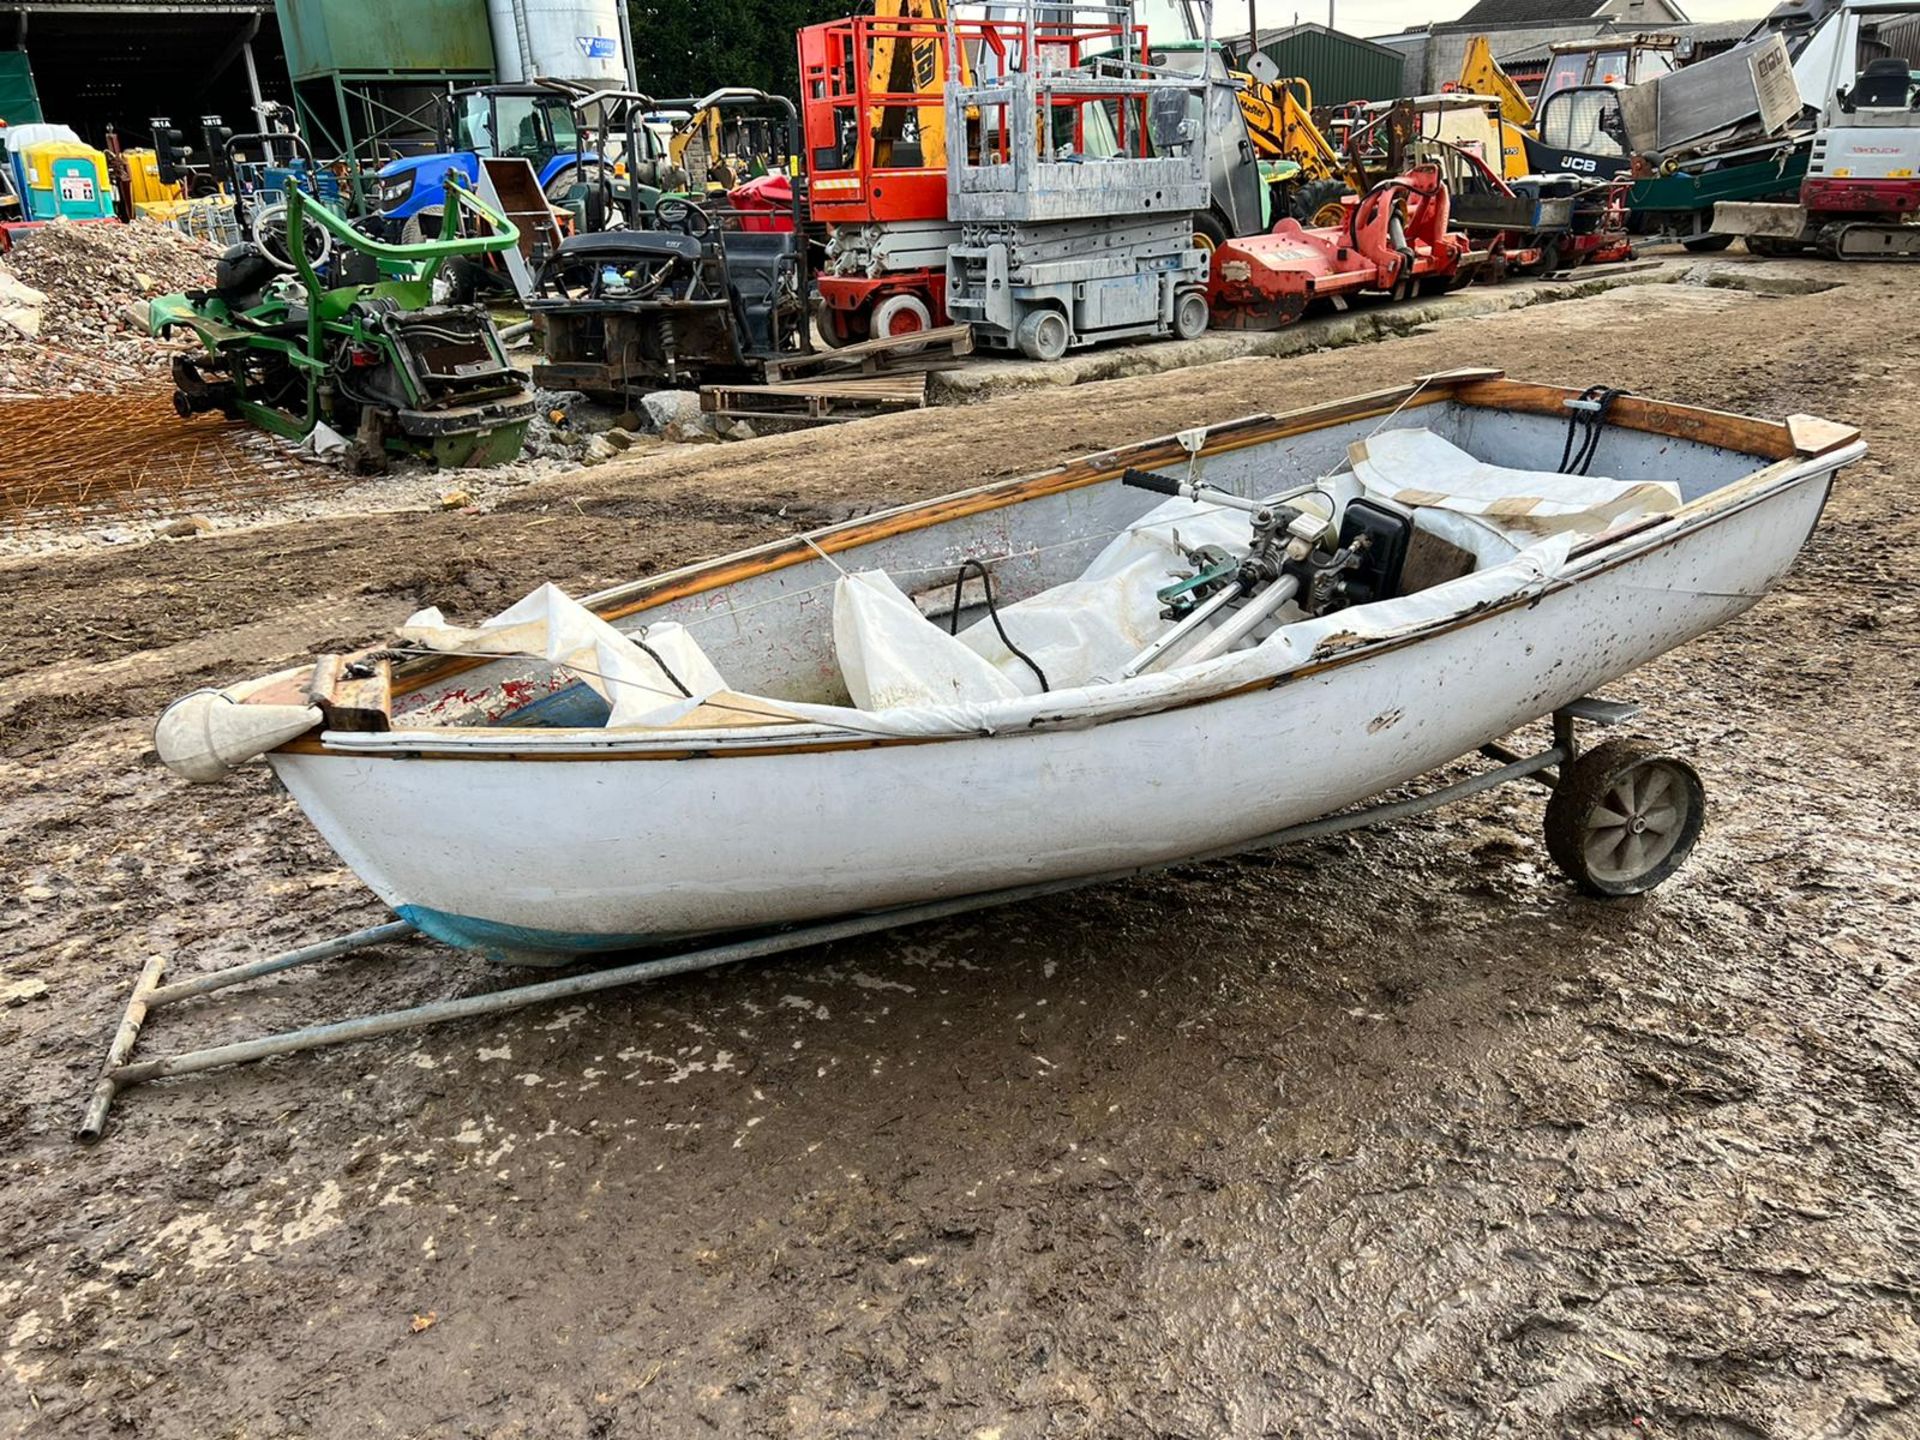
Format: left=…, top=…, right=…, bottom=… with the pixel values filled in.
left=1817, top=221, right=1920, bottom=260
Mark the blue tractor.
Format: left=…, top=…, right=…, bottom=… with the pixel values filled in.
left=366, top=83, right=614, bottom=242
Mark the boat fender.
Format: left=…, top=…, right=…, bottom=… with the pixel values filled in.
left=155, top=689, right=323, bottom=783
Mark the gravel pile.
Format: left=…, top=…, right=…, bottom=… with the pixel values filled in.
left=0, top=219, right=217, bottom=397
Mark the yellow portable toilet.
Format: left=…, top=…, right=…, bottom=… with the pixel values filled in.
left=20, top=139, right=114, bottom=220
left=123, top=148, right=184, bottom=208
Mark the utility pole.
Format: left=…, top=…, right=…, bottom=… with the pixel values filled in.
left=1248, top=0, right=1259, bottom=66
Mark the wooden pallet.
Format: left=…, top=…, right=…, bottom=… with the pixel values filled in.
left=762, top=323, right=974, bottom=383
left=701, top=372, right=929, bottom=423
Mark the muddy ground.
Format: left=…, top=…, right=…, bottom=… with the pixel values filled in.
left=2, top=257, right=1917, bottom=1439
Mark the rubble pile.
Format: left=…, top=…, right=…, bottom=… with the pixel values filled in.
left=0, top=219, right=217, bottom=397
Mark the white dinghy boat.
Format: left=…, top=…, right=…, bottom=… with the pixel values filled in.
left=156, top=368, right=1862, bottom=968
left=74, top=368, right=1860, bottom=1137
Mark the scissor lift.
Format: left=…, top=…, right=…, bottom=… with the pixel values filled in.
left=939, top=3, right=1214, bottom=361
left=797, top=8, right=1178, bottom=350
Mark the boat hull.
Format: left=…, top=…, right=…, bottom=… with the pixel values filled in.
left=270, top=464, right=1835, bottom=964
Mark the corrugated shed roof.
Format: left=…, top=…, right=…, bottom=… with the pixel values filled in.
left=1229, top=21, right=1407, bottom=61
left=1452, top=0, right=1607, bottom=26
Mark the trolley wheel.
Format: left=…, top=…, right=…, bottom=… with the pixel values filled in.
left=871, top=293, right=933, bottom=353
left=1522, top=239, right=1562, bottom=277
left=1173, top=288, right=1210, bottom=341
left=171, top=389, right=195, bottom=419
left=1015, top=308, right=1070, bottom=363
left=1545, top=737, right=1705, bottom=897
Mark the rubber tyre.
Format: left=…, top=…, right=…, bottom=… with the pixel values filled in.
left=399, top=208, right=442, bottom=247
left=1682, top=233, right=1736, bottom=253
left=1291, top=178, right=1350, bottom=229
left=1521, top=239, right=1562, bottom=277
left=871, top=293, right=934, bottom=353
left=815, top=314, right=852, bottom=349
left=1191, top=209, right=1229, bottom=257
left=1015, top=309, right=1070, bottom=363
left=1173, top=288, right=1209, bottom=341
left=1545, top=738, right=1706, bottom=897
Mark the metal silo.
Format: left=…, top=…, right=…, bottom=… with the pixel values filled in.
left=486, top=0, right=633, bottom=87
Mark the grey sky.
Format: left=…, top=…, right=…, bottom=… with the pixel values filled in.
left=1205, top=0, right=1769, bottom=39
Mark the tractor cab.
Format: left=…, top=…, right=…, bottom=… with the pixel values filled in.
left=1534, top=34, right=1678, bottom=109
left=372, top=82, right=662, bottom=239
left=1523, top=35, right=1679, bottom=178
left=448, top=86, right=580, bottom=164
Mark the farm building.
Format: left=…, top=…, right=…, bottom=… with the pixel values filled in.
left=1222, top=22, right=1408, bottom=105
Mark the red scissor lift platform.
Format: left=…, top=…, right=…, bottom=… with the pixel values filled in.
left=797, top=11, right=1148, bottom=347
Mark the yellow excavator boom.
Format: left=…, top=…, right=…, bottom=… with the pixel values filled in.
left=1232, top=72, right=1348, bottom=184
left=1459, top=35, right=1532, bottom=127
left=1457, top=35, right=1535, bottom=179
left=867, top=0, right=968, bottom=169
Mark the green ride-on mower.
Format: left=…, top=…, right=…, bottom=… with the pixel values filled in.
left=151, top=178, right=537, bottom=471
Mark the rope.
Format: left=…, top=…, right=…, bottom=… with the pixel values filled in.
left=1560, top=385, right=1626, bottom=477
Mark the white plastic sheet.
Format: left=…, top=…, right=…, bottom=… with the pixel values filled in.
left=1350, top=428, right=1681, bottom=540
left=400, top=582, right=730, bottom=728
left=954, top=495, right=1300, bottom=694
left=770, top=536, right=1576, bottom=738
left=833, top=570, right=1021, bottom=710
left=0, top=264, right=46, bottom=340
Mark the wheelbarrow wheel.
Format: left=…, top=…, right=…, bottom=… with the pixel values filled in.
left=1546, top=738, right=1705, bottom=897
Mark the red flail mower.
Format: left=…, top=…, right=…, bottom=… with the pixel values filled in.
left=1208, top=165, right=1480, bottom=332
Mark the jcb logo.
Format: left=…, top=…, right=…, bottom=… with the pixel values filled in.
left=911, top=40, right=939, bottom=91
left=1558, top=154, right=1598, bottom=173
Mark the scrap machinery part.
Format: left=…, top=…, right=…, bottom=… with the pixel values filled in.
left=531, top=94, right=813, bottom=398
left=1208, top=164, right=1474, bottom=331
left=149, top=180, right=536, bottom=467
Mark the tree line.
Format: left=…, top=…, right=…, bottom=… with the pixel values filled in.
left=627, top=0, right=864, bottom=103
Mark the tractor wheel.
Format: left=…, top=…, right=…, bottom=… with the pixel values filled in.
left=399, top=208, right=442, bottom=247
left=1291, top=179, right=1350, bottom=229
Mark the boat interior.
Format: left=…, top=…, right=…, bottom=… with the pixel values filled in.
left=376, top=379, right=1817, bottom=734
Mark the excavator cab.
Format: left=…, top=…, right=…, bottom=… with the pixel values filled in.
left=1842, top=56, right=1917, bottom=110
